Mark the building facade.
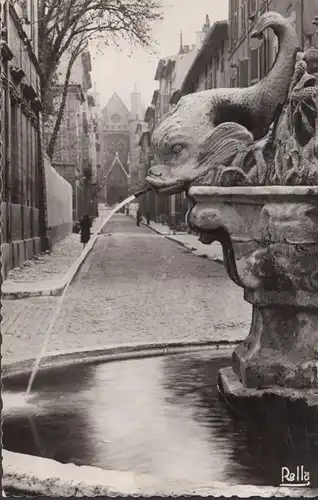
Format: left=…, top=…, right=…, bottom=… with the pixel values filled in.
left=50, top=50, right=98, bottom=220
left=180, top=21, right=229, bottom=94
left=227, top=0, right=318, bottom=89
left=1, top=0, right=47, bottom=274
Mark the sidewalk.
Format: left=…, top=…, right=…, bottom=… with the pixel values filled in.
left=2, top=213, right=106, bottom=299
left=134, top=216, right=224, bottom=263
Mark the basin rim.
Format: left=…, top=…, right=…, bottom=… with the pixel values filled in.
left=3, top=448, right=317, bottom=497
left=188, top=185, right=318, bottom=204
left=2, top=339, right=239, bottom=380
left=3, top=339, right=318, bottom=497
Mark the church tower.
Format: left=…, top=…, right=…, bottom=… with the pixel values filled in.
left=130, top=82, right=142, bottom=121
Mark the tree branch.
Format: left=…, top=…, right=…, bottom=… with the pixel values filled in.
left=47, top=39, right=87, bottom=160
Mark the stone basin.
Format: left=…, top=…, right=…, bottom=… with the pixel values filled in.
left=2, top=343, right=318, bottom=495
left=187, top=186, right=318, bottom=395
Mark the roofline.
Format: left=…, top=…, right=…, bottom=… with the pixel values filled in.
left=102, top=92, right=130, bottom=115
left=180, top=20, right=228, bottom=94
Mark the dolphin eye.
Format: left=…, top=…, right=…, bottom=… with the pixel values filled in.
left=171, top=144, right=183, bottom=155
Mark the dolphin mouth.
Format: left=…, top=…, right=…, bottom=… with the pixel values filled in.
left=145, top=175, right=187, bottom=195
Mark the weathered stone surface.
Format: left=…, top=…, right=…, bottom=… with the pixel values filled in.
left=3, top=449, right=140, bottom=496
left=3, top=449, right=318, bottom=496
left=185, top=187, right=318, bottom=390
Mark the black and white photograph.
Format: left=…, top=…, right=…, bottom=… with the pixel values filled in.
left=1, top=0, right=318, bottom=496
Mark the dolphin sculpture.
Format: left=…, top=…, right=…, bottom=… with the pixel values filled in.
left=146, top=11, right=301, bottom=194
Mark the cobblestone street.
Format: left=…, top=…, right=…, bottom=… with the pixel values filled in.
left=2, top=214, right=251, bottom=361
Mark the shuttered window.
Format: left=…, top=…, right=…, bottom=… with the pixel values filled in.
left=248, top=0, right=257, bottom=15
left=239, top=59, right=249, bottom=87
left=220, top=41, right=225, bottom=72
left=259, top=40, right=267, bottom=79
left=230, top=0, right=239, bottom=47
left=250, top=48, right=258, bottom=82
left=205, top=64, right=208, bottom=89
left=240, top=4, right=246, bottom=34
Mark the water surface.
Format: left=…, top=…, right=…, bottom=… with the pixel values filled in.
left=3, top=351, right=318, bottom=488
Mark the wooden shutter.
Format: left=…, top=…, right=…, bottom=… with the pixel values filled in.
left=250, top=48, right=258, bottom=82
left=259, top=40, right=267, bottom=80
left=248, top=0, right=257, bottom=16
left=239, top=59, right=249, bottom=87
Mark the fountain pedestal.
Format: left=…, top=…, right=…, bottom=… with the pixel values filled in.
left=187, top=186, right=318, bottom=420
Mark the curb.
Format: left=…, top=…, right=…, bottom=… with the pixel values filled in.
left=2, top=238, right=99, bottom=300
left=2, top=219, right=106, bottom=300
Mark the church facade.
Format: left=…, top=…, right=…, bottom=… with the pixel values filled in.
left=100, top=93, right=131, bottom=206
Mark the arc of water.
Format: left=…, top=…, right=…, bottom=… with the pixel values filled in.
left=25, top=195, right=137, bottom=397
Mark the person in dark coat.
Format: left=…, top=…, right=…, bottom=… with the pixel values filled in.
left=146, top=211, right=150, bottom=226
left=79, top=214, right=92, bottom=248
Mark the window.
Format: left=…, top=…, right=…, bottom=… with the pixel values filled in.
left=230, top=0, right=239, bottom=47
left=259, top=40, right=267, bottom=80
left=248, top=0, right=257, bottom=16
left=250, top=48, right=259, bottom=82
left=30, top=0, right=36, bottom=46
left=240, top=4, right=246, bottom=33
left=220, top=40, right=225, bottom=57
left=205, top=63, right=208, bottom=80
left=208, top=70, right=213, bottom=88
left=233, top=10, right=239, bottom=43
left=2, top=88, right=9, bottom=202
left=239, top=59, right=249, bottom=87
left=10, top=99, right=19, bottom=203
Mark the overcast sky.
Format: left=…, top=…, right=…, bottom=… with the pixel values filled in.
left=90, top=0, right=229, bottom=111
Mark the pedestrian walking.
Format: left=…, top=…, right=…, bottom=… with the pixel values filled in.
left=79, top=214, right=92, bottom=248
left=136, top=207, right=142, bottom=226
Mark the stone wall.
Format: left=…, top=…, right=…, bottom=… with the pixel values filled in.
left=44, top=154, right=73, bottom=245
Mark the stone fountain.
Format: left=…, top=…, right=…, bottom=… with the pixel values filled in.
left=146, top=12, right=318, bottom=425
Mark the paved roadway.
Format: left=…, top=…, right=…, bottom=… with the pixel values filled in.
left=3, top=214, right=252, bottom=359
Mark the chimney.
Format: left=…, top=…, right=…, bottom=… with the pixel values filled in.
left=196, top=13, right=211, bottom=47
left=179, top=30, right=185, bottom=54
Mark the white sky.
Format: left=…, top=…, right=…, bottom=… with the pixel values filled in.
left=90, top=0, right=229, bottom=111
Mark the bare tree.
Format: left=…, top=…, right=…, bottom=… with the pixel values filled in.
left=38, top=0, right=162, bottom=158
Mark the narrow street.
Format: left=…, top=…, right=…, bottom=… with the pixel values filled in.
left=2, top=213, right=251, bottom=360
